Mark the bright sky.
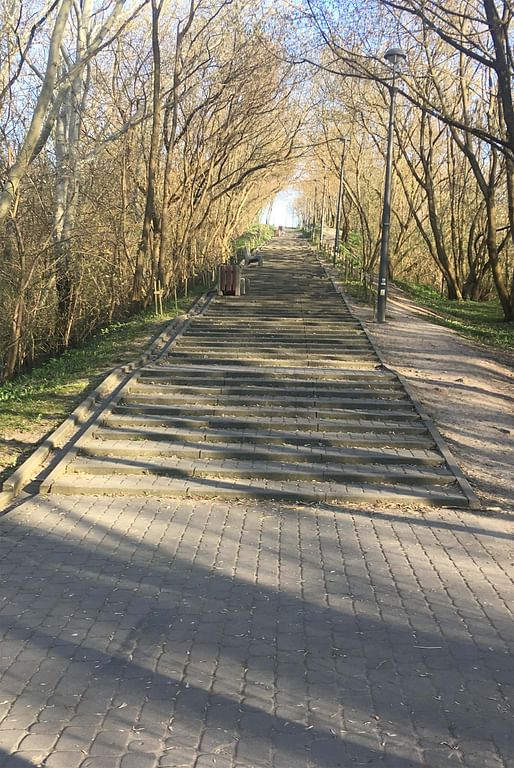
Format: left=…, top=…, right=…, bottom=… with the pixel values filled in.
left=262, top=188, right=300, bottom=227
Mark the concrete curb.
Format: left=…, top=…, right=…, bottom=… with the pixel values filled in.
left=0, top=289, right=214, bottom=512
left=319, top=255, right=481, bottom=510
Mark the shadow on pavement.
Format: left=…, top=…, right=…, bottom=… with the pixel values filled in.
left=0, top=496, right=511, bottom=767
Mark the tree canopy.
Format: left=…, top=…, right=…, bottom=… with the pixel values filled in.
left=0, top=0, right=512, bottom=380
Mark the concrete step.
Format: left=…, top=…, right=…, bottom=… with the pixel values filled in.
left=187, top=321, right=364, bottom=331
left=48, top=473, right=469, bottom=507
left=196, top=303, right=349, bottom=309
left=79, top=439, right=443, bottom=466
left=113, top=400, right=422, bottom=423
left=184, top=329, right=365, bottom=338
left=126, top=382, right=407, bottom=401
left=172, top=346, right=375, bottom=357
left=182, top=336, right=367, bottom=345
left=136, top=373, right=403, bottom=391
left=167, top=346, right=376, bottom=357
left=173, top=341, right=374, bottom=352
left=121, top=391, right=415, bottom=411
left=92, top=422, right=435, bottom=450
left=140, top=364, right=397, bottom=382
left=191, top=320, right=358, bottom=326
left=66, top=454, right=455, bottom=486
left=184, top=328, right=366, bottom=338
left=102, top=414, right=429, bottom=443
left=181, top=328, right=369, bottom=338
left=109, top=409, right=427, bottom=434
left=206, top=306, right=354, bottom=314
left=165, top=352, right=378, bottom=367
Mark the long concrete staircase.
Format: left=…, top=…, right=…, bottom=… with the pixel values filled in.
left=43, top=237, right=476, bottom=506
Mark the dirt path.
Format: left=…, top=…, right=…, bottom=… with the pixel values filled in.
left=344, top=287, right=514, bottom=513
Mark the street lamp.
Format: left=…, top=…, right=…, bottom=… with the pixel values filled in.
left=311, top=184, right=318, bottom=240
left=333, top=137, right=348, bottom=266
left=319, top=173, right=327, bottom=247
left=376, top=46, right=406, bottom=323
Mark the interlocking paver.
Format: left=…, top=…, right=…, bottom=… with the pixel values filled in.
left=1, top=493, right=510, bottom=765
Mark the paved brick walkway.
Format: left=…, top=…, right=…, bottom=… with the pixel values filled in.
left=0, top=494, right=512, bottom=767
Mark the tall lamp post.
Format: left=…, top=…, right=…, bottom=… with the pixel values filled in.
left=319, top=174, right=327, bottom=247
left=333, top=137, right=348, bottom=266
left=376, top=47, right=406, bottom=324
left=311, top=184, right=318, bottom=240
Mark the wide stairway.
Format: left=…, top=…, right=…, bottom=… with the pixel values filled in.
left=44, top=237, right=474, bottom=506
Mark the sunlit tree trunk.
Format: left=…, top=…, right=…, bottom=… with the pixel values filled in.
left=53, top=0, right=92, bottom=348
left=0, top=0, right=73, bottom=228
left=131, top=0, right=163, bottom=305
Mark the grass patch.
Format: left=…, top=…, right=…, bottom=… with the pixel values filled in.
left=233, top=223, right=275, bottom=253
left=0, top=288, right=204, bottom=483
left=394, top=280, right=514, bottom=350
left=338, top=279, right=373, bottom=304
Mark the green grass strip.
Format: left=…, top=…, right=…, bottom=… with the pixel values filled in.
left=233, top=223, right=275, bottom=253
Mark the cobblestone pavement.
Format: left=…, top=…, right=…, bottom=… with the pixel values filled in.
left=0, top=495, right=512, bottom=767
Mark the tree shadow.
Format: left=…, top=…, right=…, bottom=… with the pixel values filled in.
left=411, top=376, right=514, bottom=406
left=0, top=751, right=39, bottom=767
left=0, top=496, right=512, bottom=766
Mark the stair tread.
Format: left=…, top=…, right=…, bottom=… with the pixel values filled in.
left=122, top=392, right=414, bottom=409
left=143, top=362, right=390, bottom=378
left=93, top=423, right=434, bottom=448
left=127, top=384, right=407, bottom=400
left=78, top=437, right=443, bottom=465
left=114, top=401, right=421, bottom=422
left=49, top=473, right=469, bottom=506
left=69, top=454, right=455, bottom=485
left=109, top=410, right=426, bottom=433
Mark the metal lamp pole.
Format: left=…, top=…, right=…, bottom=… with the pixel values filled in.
left=333, top=138, right=347, bottom=266
left=311, top=185, right=318, bottom=240
left=320, top=174, right=326, bottom=247
left=376, top=47, right=406, bottom=324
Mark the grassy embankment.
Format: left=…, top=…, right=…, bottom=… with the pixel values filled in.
left=232, top=222, right=275, bottom=254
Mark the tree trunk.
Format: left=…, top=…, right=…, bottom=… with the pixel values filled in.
left=0, top=0, right=73, bottom=228
left=53, top=0, right=91, bottom=348
left=131, top=0, right=162, bottom=305
left=486, top=196, right=513, bottom=319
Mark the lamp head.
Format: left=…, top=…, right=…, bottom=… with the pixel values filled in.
left=384, top=47, right=407, bottom=67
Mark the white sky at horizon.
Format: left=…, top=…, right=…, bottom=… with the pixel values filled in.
left=262, top=188, right=300, bottom=227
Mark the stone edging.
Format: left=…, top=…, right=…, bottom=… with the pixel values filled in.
left=319, top=256, right=481, bottom=510
left=0, top=289, right=214, bottom=512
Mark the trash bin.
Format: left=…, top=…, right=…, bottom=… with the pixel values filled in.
left=218, top=264, right=243, bottom=295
